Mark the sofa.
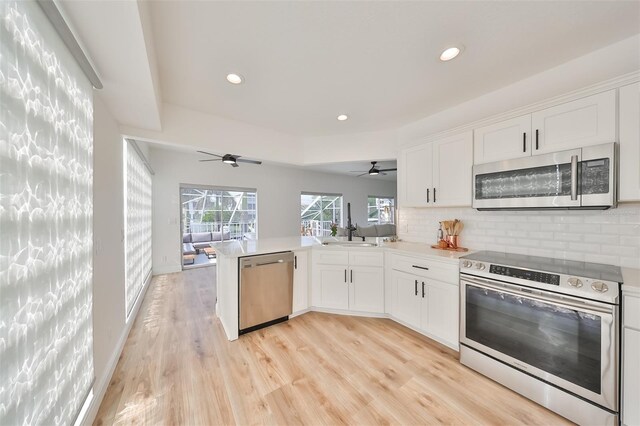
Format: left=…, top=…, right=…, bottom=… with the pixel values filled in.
left=182, top=231, right=231, bottom=254
left=356, top=224, right=396, bottom=237
left=336, top=224, right=397, bottom=238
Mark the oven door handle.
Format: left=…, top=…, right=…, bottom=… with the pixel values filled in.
left=461, top=276, right=614, bottom=315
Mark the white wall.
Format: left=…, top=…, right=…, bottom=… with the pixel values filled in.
left=398, top=35, right=640, bottom=146
left=398, top=204, right=640, bottom=269
left=87, top=94, right=152, bottom=424
left=150, top=147, right=397, bottom=274
left=92, top=94, right=125, bottom=389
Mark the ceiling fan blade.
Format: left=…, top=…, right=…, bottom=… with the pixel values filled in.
left=356, top=172, right=369, bottom=177
left=231, top=162, right=239, bottom=168
left=349, top=170, right=367, bottom=173
left=199, top=159, right=222, bottom=162
left=236, top=158, right=262, bottom=165
left=197, top=150, right=223, bottom=158
left=379, top=172, right=387, bottom=176
left=378, top=168, right=397, bottom=172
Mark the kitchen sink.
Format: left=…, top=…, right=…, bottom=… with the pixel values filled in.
left=321, top=241, right=378, bottom=247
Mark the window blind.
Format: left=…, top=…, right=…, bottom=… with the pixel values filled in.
left=124, top=141, right=152, bottom=317
left=0, top=1, right=94, bottom=424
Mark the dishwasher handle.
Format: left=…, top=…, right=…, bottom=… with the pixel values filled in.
left=256, top=259, right=284, bottom=267
left=240, top=251, right=294, bottom=269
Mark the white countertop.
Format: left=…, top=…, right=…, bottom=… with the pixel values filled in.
left=212, top=236, right=472, bottom=264
left=623, top=267, right=640, bottom=296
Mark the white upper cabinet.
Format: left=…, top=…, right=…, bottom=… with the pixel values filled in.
left=531, top=90, right=616, bottom=154
left=432, top=131, right=473, bottom=206
left=474, top=115, right=532, bottom=164
left=401, top=143, right=433, bottom=207
left=399, top=131, right=473, bottom=208
left=619, top=82, right=640, bottom=202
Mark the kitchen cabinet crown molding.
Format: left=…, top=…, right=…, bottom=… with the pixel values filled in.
left=399, top=70, right=640, bottom=150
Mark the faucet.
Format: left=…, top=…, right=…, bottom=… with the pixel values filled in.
left=346, top=202, right=356, bottom=241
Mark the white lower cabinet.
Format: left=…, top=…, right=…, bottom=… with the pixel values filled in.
left=349, top=266, right=384, bottom=313
left=311, top=248, right=459, bottom=349
left=314, top=264, right=350, bottom=310
left=312, top=249, right=384, bottom=313
left=389, top=253, right=459, bottom=349
left=391, top=270, right=422, bottom=328
left=623, top=293, right=640, bottom=426
left=422, top=278, right=459, bottom=346
left=292, top=250, right=309, bottom=314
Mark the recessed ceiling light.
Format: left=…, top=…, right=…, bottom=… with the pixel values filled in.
left=226, top=73, right=244, bottom=84
left=337, top=114, right=349, bottom=121
left=440, top=46, right=461, bottom=62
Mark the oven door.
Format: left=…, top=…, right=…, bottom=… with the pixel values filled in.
left=460, top=275, right=618, bottom=411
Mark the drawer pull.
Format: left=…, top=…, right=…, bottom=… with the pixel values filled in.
left=412, top=265, right=429, bottom=271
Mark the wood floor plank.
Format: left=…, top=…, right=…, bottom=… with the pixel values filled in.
left=94, top=267, right=573, bottom=426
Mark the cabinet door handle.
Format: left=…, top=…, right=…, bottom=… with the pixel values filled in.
left=294, top=255, right=297, bottom=269
left=422, top=282, right=425, bottom=298
left=414, top=279, right=418, bottom=296
left=344, top=269, right=347, bottom=283
left=522, top=132, right=526, bottom=152
left=535, top=129, right=539, bottom=150
left=433, top=188, right=436, bottom=203
left=350, top=269, right=353, bottom=283
left=426, top=188, right=430, bottom=203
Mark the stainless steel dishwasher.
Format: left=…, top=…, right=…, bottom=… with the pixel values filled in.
left=239, top=251, right=294, bottom=334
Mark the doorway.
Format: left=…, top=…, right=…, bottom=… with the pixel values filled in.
left=180, top=185, right=258, bottom=269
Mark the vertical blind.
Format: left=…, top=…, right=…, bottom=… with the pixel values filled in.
left=124, top=141, right=152, bottom=317
left=0, top=1, right=94, bottom=424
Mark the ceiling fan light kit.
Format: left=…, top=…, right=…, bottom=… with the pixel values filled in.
left=197, top=150, right=263, bottom=168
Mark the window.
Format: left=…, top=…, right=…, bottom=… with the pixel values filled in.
left=0, top=1, right=94, bottom=424
left=368, top=196, right=395, bottom=224
left=300, top=193, right=342, bottom=236
left=124, top=140, right=153, bottom=318
left=181, top=186, right=257, bottom=241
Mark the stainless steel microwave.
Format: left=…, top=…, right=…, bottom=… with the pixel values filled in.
left=472, top=142, right=617, bottom=210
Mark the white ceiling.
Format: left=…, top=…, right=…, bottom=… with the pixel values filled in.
left=148, top=1, right=640, bottom=138
left=304, top=160, right=398, bottom=182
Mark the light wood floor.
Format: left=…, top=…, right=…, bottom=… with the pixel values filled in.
left=94, top=267, right=571, bottom=425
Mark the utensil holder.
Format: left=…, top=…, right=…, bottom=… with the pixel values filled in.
left=446, top=235, right=459, bottom=249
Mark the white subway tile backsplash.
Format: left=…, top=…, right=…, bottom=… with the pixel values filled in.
left=398, top=203, right=640, bottom=269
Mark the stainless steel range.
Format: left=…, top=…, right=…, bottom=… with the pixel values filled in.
left=459, top=251, right=622, bottom=426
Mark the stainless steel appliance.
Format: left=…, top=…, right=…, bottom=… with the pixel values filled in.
left=239, top=251, right=294, bottom=334
left=459, top=251, right=622, bottom=425
left=473, top=142, right=617, bottom=210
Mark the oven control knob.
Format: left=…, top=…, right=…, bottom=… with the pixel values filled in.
left=462, top=260, right=473, bottom=268
left=475, top=263, right=486, bottom=271
left=591, top=281, right=609, bottom=293
left=567, top=277, right=583, bottom=288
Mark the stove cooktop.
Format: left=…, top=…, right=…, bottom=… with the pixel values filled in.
left=460, top=250, right=623, bottom=283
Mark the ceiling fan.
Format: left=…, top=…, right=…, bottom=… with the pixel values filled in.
left=350, top=161, right=397, bottom=177
left=197, top=151, right=262, bottom=168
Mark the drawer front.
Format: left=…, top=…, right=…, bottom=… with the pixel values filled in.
left=390, top=253, right=458, bottom=283
left=624, top=294, right=640, bottom=330
left=349, top=251, right=384, bottom=267
left=314, top=250, right=349, bottom=266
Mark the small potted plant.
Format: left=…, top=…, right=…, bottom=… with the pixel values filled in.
left=330, top=223, right=338, bottom=237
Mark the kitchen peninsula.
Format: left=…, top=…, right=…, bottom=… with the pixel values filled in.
left=213, top=236, right=469, bottom=343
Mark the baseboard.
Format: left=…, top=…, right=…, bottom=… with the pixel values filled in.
left=290, top=308, right=311, bottom=318
left=309, top=306, right=389, bottom=319
left=81, top=273, right=153, bottom=426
